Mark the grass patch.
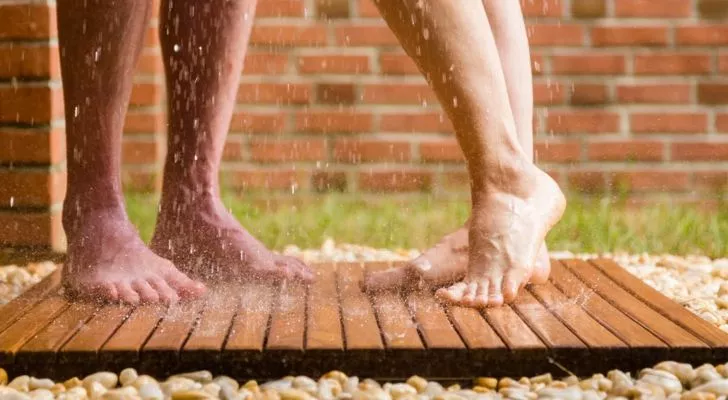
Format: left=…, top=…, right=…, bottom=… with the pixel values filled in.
left=125, top=192, right=728, bottom=258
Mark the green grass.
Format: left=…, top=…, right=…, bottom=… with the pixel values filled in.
left=125, top=192, right=728, bottom=258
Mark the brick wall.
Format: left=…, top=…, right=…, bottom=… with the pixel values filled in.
left=1, top=0, right=728, bottom=253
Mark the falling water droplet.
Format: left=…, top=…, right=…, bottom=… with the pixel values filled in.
left=244, top=12, right=249, bottom=20
left=173, top=44, right=181, bottom=52
left=9, top=197, right=14, bottom=207
left=193, top=118, right=199, bottom=129
left=453, top=96, right=458, bottom=108
left=94, top=47, right=100, bottom=62
left=74, top=106, right=79, bottom=118
left=422, top=27, right=429, bottom=40
left=194, top=154, right=198, bottom=161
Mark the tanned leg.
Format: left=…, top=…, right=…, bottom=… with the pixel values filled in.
left=150, top=0, right=313, bottom=283
left=366, top=0, right=565, bottom=307
left=58, top=0, right=205, bottom=304
left=364, top=0, right=551, bottom=295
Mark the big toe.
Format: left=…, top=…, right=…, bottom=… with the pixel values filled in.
left=164, top=269, right=206, bottom=299
left=502, top=268, right=530, bottom=304
left=531, top=244, right=551, bottom=285
left=436, top=281, right=468, bottom=304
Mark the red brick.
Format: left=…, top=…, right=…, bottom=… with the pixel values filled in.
left=227, top=170, right=301, bottom=190
left=316, top=0, right=350, bottom=18
left=129, top=83, right=162, bottom=107
left=551, top=54, right=625, bottom=75
left=298, top=54, right=370, bottom=74
left=546, top=111, right=621, bottom=134
left=587, top=141, right=664, bottom=161
left=676, top=25, right=728, bottom=45
left=699, top=0, right=728, bottom=19
left=534, top=82, right=565, bottom=105
left=567, top=171, right=607, bottom=193
left=671, top=142, right=728, bottom=161
left=230, top=112, right=287, bottom=134
left=296, top=111, right=373, bottom=133
left=571, top=0, right=606, bottom=18
left=569, top=83, right=609, bottom=105
left=334, top=25, right=399, bottom=46
left=527, top=24, right=585, bottom=46
left=634, top=53, right=712, bottom=75
left=718, top=113, right=728, bottom=133
left=614, top=0, right=692, bottom=17
left=440, top=171, right=470, bottom=190
left=135, top=50, right=161, bottom=75
left=357, top=0, right=380, bottom=17
left=122, top=140, right=161, bottom=164
left=720, top=53, right=728, bottom=74
left=419, top=140, right=463, bottom=162
left=334, top=140, right=411, bottom=163
left=611, top=171, right=690, bottom=191
left=379, top=52, right=418, bottom=75
left=124, top=110, right=163, bottom=134
left=591, top=26, right=669, bottom=47
left=0, top=127, right=65, bottom=164
left=312, top=171, right=348, bottom=192
left=531, top=53, right=545, bottom=75
left=0, top=43, right=59, bottom=78
left=222, top=136, right=245, bottom=161
left=698, top=83, right=728, bottom=104
left=534, top=141, right=581, bottom=163
left=631, top=113, right=708, bottom=134
left=521, top=0, right=563, bottom=17
left=359, top=171, right=433, bottom=192
left=122, top=170, right=160, bottom=192
left=257, top=0, right=305, bottom=17
left=695, top=171, right=728, bottom=190
left=380, top=112, right=453, bottom=133
left=243, top=52, right=289, bottom=75
left=250, top=139, right=327, bottom=162
left=361, top=83, right=436, bottom=104
left=144, top=26, right=159, bottom=47
left=316, top=83, right=356, bottom=105
left=250, top=25, right=328, bottom=46
left=0, top=211, right=63, bottom=249
left=616, top=84, right=692, bottom=104
left=0, top=169, right=65, bottom=207
left=0, top=4, right=56, bottom=39
left=0, top=85, right=63, bottom=124
left=237, top=83, right=310, bottom=105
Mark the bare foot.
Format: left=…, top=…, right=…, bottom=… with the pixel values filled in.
left=150, top=192, right=314, bottom=283
left=363, top=225, right=550, bottom=292
left=62, top=207, right=206, bottom=305
left=436, top=165, right=565, bottom=308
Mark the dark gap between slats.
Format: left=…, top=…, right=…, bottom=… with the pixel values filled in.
left=333, top=263, right=348, bottom=351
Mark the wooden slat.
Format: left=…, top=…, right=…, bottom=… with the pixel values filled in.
left=266, top=280, right=306, bottom=351
left=0, top=293, right=68, bottom=363
left=143, top=299, right=205, bottom=356
left=0, top=269, right=62, bottom=334
left=182, top=287, right=238, bottom=353
left=446, top=305, right=505, bottom=350
left=17, top=301, right=98, bottom=362
left=406, top=291, right=464, bottom=350
left=101, top=304, right=166, bottom=362
left=224, top=283, right=274, bottom=352
left=59, top=304, right=133, bottom=362
left=591, top=258, right=728, bottom=349
left=529, top=281, right=625, bottom=349
left=484, top=305, right=546, bottom=352
left=337, top=263, right=384, bottom=351
left=306, top=263, right=343, bottom=351
left=562, top=259, right=707, bottom=349
left=550, top=261, right=667, bottom=349
left=512, top=289, right=586, bottom=351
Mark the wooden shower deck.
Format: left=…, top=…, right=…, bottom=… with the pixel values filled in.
left=1, top=258, right=728, bottom=380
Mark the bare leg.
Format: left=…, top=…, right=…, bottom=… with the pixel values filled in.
left=367, top=0, right=565, bottom=307
left=150, top=0, right=312, bottom=283
left=58, top=0, right=205, bottom=304
left=365, top=0, right=551, bottom=294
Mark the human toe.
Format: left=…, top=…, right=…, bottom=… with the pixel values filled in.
left=164, top=269, right=206, bottom=298
left=436, top=281, right=468, bottom=303
left=149, top=276, right=180, bottom=305
left=487, top=276, right=504, bottom=307
left=115, top=282, right=141, bottom=305
left=132, top=280, right=160, bottom=304
left=503, top=268, right=529, bottom=304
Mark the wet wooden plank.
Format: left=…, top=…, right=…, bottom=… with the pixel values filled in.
left=446, top=305, right=505, bottom=350
left=100, top=304, right=166, bottom=363
left=224, top=283, right=274, bottom=352
left=306, top=263, right=344, bottom=351
left=484, top=305, right=546, bottom=352
left=182, top=287, right=238, bottom=354
left=550, top=261, right=668, bottom=350
left=368, top=261, right=423, bottom=351
left=406, top=291, right=464, bottom=350
left=591, top=258, right=728, bottom=350
left=529, top=281, right=625, bottom=350
left=266, top=280, right=307, bottom=351
left=59, top=304, right=133, bottom=362
left=512, top=289, right=586, bottom=351
left=0, top=293, right=68, bottom=363
left=337, top=263, right=384, bottom=351
left=142, top=299, right=206, bottom=360
left=17, top=301, right=98, bottom=363
left=0, top=269, right=62, bottom=334
left=562, top=259, right=707, bottom=349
